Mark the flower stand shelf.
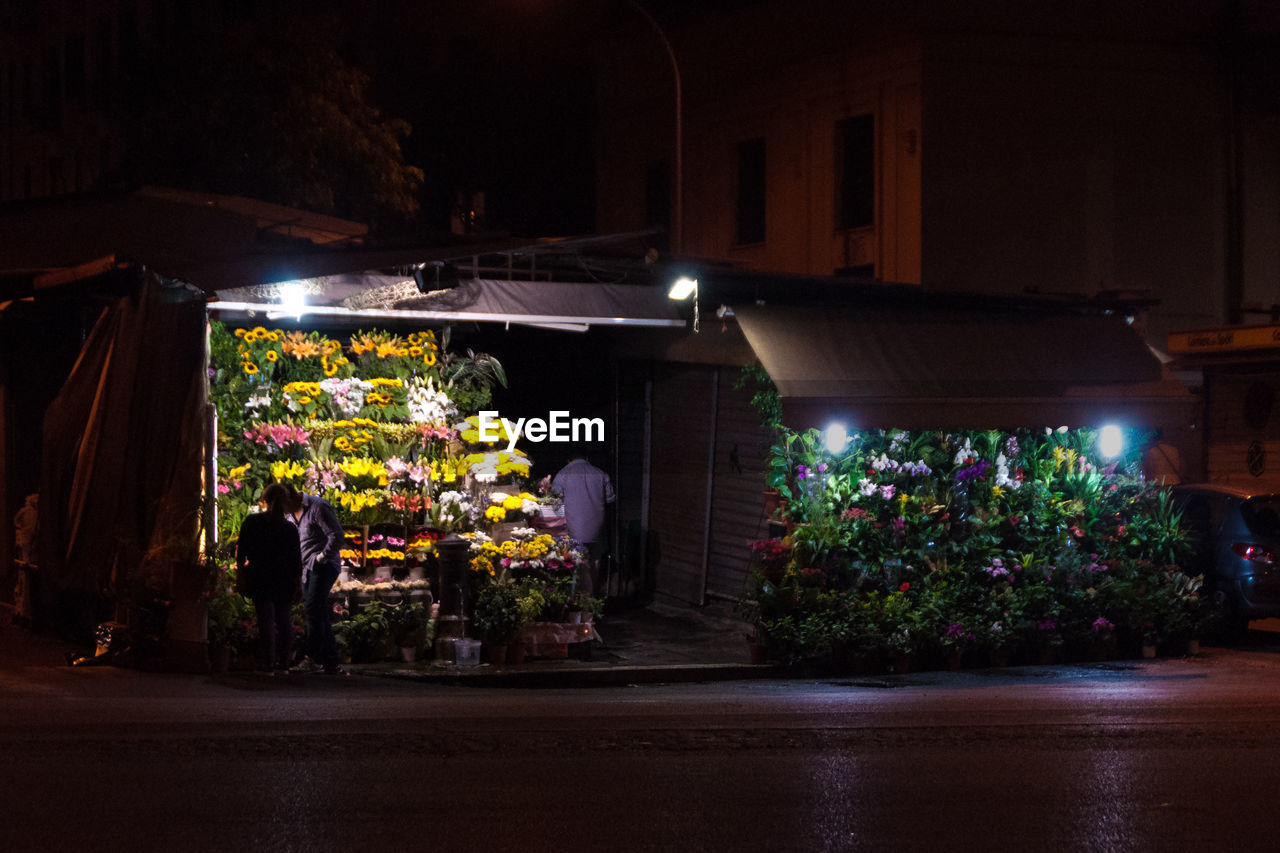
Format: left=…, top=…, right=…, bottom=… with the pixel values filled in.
left=517, top=621, right=601, bottom=659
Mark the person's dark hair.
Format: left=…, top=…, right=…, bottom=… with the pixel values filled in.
left=260, top=482, right=291, bottom=523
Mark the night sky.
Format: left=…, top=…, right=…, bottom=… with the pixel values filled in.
left=328, top=0, right=761, bottom=238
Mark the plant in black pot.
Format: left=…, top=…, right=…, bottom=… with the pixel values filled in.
left=337, top=601, right=391, bottom=663
left=472, top=580, right=523, bottom=664
left=387, top=602, right=431, bottom=662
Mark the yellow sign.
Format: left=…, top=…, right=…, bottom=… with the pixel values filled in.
left=1167, top=324, right=1280, bottom=354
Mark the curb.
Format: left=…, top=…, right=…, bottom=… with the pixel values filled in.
left=353, top=661, right=785, bottom=688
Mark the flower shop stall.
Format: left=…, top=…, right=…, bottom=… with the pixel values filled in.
left=745, top=423, right=1207, bottom=673
left=208, top=320, right=603, bottom=668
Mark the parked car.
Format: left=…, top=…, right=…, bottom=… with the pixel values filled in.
left=1170, top=484, right=1280, bottom=631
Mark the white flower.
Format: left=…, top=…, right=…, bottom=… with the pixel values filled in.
left=859, top=478, right=877, bottom=497
left=522, top=499, right=540, bottom=515
left=407, top=377, right=456, bottom=424
left=953, top=438, right=974, bottom=466
left=489, top=491, right=511, bottom=504
left=246, top=391, right=271, bottom=410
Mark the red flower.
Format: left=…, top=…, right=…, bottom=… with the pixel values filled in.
left=899, top=582, right=911, bottom=592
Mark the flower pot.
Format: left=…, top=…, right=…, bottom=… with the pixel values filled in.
left=485, top=643, right=507, bottom=666
left=567, top=610, right=583, bottom=624
left=747, top=642, right=768, bottom=665
left=506, top=642, right=527, bottom=665
left=1187, top=638, right=1200, bottom=656
left=946, top=649, right=965, bottom=671
left=1142, top=643, right=1157, bottom=659
left=399, top=645, right=418, bottom=663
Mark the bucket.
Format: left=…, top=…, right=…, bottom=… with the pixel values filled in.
left=454, top=638, right=482, bottom=667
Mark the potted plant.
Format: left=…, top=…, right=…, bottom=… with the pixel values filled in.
left=471, top=580, right=523, bottom=664
left=337, top=600, right=391, bottom=663
left=387, top=602, right=430, bottom=662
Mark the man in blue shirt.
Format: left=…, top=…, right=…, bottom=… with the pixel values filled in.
left=551, top=454, right=616, bottom=596
left=284, top=485, right=344, bottom=673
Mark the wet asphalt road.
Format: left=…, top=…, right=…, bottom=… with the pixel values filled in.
left=6, top=642, right=1280, bottom=851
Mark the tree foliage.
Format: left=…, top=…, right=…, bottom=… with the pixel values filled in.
left=123, top=7, right=423, bottom=228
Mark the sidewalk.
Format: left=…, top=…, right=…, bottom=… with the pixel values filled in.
left=348, top=598, right=780, bottom=687
left=0, top=597, right=779, bottom=686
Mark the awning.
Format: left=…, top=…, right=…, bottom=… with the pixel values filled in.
left=209, top=275, right=685, bottom=330
left=734, top=304, right=1194, bottom=430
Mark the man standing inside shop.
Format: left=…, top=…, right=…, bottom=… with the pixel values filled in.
left=551, top=453, right=616, bottom=596
left=284, top=485, right=344, bottom=674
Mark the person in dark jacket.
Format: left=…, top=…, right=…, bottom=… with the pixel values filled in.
left=236, top=482, right=303, bottom=674
left=283, top=484, right=345, bottom=674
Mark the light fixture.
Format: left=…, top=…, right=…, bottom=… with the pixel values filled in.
left=1099, top=424, right=1124, bottom=459
left=414, top=261, right=460, bottom=294
left=824, top=421, right=850, bottom=454
left=276, top=281, right=308, bottom=318
left=667, top=276, right=700, bottom=333
left=667, top=276, right=697, bottom=300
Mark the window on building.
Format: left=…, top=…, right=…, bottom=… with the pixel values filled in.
left=734, top=136, right=766, bottom=245
left=42, top=46, right=62, bottom=130
left=836, top=114, right=874, bottom=230
left=94, top=21, right=113, bottom=104
left=118, top=7, right=139, bottom=76
left=65, top=34, right=86, bottom=103
left=644, top=159, right=671, bottom=250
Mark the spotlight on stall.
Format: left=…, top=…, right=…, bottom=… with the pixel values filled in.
left=824, top=421, right=850, bottom=454
left=414, top=261, right=460, bottom=293
left=1099, top=424, right=1124, bottom=459
left=276, top=281, right=308, bottom=318
left=667, top=276, right=698, bottom=300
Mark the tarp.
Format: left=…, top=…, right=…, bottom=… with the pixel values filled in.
left=734, top=304, right=1195, bottom=430
left=38, top=270, right=208, bottom=599
left=211, top=275, right=685, bottom=328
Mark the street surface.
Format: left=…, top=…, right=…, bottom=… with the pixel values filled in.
left=6, top=629, right=1280, bottom=851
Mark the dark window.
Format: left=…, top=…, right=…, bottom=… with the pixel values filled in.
left=118, top=7, right=139, bottom=75
left=836, top=114, right=874, bottom=230
left=42, top=46, right=61, bottom=130
left=94, top=21, right=113, bottom=104
left=65, top=34, right=85, bottom=102
left=734, top=137, right=766, bottom=245
left=643, top=159, right=671, bottom=250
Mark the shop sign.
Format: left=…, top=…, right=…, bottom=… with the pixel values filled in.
left=1168, top=324, right=1280, bottom=355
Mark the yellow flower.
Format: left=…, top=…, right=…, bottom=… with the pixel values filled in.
left=502, top=495, right=524, bottom=511
left=324, top=364, right=338, bottom=376
left=334, top=437, right=354, bottom=453
left=423, top=351, right=437, bottom=366
left=1052, top=446, right=1066, bottom=468
left=338, top=457, right=389, bottom=486
left=369, top=377, right=403, bottom=387
left=898, top=492, right=910, bottom=512
left=266, top=330, right=281, bottom=342
left=233, top=328, right=247, bottom=338
left=1065, top=448, right=1078, bottom=473
left=485, top=506, right=507, bottom=523
left=243, top=330, right=259, bottom=343
left=226, top=464, right=251, bottom=480
left=252, top=326, right=268, bottom=337
left=991, top=485, right=1005, bottom=499
left=376, top=342, right=400, bottom=358
left=270, top=460, right=307, bottom=481
left=264, top=350, right=278, bottom=362
left=243, top=361, right=259, bottom=374
left=408, top=346, right=423, bottom=357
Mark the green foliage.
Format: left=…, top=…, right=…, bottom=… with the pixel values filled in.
left=386, top=602, right=431, bottom=647
left=124, top=7, right=423, bottom=227
left=748, top=426, right=1202, bottom=669
left=471, top=581, right=524, bottom=644
left=338, top=602, right=391, bottom=663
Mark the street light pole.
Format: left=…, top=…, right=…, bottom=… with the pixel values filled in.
left=623, top=0, right=682, bottom=255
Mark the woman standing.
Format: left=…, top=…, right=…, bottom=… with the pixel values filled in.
left=235, top=482, right=303, bottom=674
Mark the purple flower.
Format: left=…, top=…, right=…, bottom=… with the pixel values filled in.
left=1037, top=619, right=1057, bottom=632
left=1092, top=617, right=1114, bottom=632
left=796, top=464, right=809, bottom=480
left=956, top=459, right=991, bottom=483
left=879, top=484, right=896, bottom=500
left=891, top=516, right=906, bottom=538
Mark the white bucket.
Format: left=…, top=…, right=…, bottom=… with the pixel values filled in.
left=454, top=638, right=482, bottom=667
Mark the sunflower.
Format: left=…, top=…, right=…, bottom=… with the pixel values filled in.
left=423, top=351, right=437, bottom=366
left=233, top=328, right=247, bottom=338
left=264, top=350, right=278, bottom=362
left=243, top=361, right=259, bottom=374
